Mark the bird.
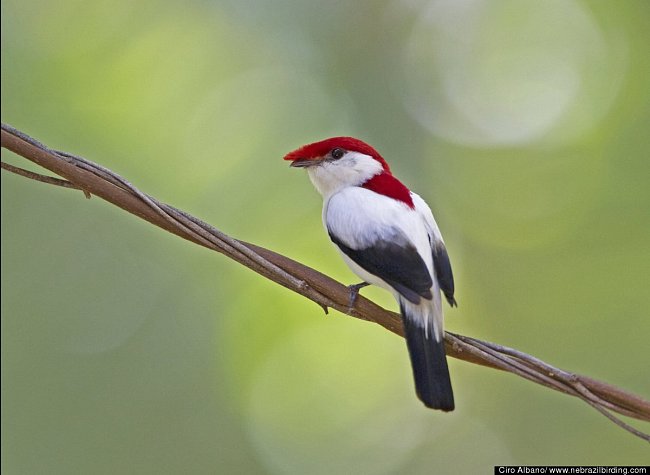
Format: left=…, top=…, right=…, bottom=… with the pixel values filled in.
left=284, top=137, right=457, bottom=411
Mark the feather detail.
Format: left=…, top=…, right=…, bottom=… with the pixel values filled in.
left=401, top=300, right=454, bottom=411
left=361, top=172, right=414, bottom=209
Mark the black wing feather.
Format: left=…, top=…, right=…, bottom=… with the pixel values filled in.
left=329, top=229, right=432, bottom=304
left=432, top=242, right=456, bottom=307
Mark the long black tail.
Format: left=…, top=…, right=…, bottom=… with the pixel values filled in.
left=401, top=303, right=455, bottom=411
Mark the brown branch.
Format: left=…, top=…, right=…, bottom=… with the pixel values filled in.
left=2, top=122, right=649, bottom=442
left=1, top=161, right=91, bottom=198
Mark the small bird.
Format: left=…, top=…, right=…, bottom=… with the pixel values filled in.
left=284, top=137, right=457, bottom=411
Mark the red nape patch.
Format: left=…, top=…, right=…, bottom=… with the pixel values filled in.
left=283, top=137, right=391, bottom=172
left=362, top=172, right=414, bottom=208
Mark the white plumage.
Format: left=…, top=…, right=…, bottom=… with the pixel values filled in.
left=325, top=186, right=445, bottom=341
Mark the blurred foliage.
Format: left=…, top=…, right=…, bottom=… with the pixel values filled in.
left=2, top=0, right=650, bottom=473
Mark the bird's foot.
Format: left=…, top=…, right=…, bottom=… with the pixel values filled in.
left=347, top=282, right=370, bottom=312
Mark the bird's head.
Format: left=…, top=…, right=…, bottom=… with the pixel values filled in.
left=284, top=137, right=391, bottom=197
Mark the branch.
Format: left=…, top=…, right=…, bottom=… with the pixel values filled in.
left=2, top=122, right=649, bottom=442
left=1, top=161, right=89, bottom=196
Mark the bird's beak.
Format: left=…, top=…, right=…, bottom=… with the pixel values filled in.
left=289, top=158, right=321, bottom=168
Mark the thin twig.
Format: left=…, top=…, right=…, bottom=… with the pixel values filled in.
left=1, top=161, right=90, bottom=198
left=1, top=122, right=648, bottom=442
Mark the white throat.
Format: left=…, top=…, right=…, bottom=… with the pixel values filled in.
left=306, top=152, right=383, bottom=199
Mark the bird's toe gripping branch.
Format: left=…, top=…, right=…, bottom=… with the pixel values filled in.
left=347, top=282, right=370, bottom=311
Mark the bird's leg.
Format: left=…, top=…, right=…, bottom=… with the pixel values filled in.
left=347, top=282, right=370, bottom=311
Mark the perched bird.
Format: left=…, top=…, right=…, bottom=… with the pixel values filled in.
left=284, top=137, right=457, bottom=411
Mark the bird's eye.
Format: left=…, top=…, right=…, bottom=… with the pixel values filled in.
left=331, top=148, right=345, bottom=159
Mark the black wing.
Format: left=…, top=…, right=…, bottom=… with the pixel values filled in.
left=432, top=241, right=456, bottom=307
left=329, top=228, right=433, bottom=305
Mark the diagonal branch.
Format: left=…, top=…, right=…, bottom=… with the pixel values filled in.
left=1, top=122, right=649, bottom=442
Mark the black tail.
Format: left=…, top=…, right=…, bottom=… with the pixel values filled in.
left=401, top=303, right=455, bottom=411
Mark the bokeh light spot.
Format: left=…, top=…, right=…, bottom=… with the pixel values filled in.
left=404, top=0, right=627, bottom=147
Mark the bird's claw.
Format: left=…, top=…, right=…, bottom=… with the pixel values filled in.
left=347, top=282, right=370, bottom=312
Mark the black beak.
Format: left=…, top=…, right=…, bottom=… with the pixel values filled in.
left=289, top=159, right=320, bottom=168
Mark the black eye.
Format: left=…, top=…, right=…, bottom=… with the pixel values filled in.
left=331, top=148, right=345, bottom=159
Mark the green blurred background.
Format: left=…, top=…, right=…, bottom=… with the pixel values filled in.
left=2, top=0, right=649, bottom=472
